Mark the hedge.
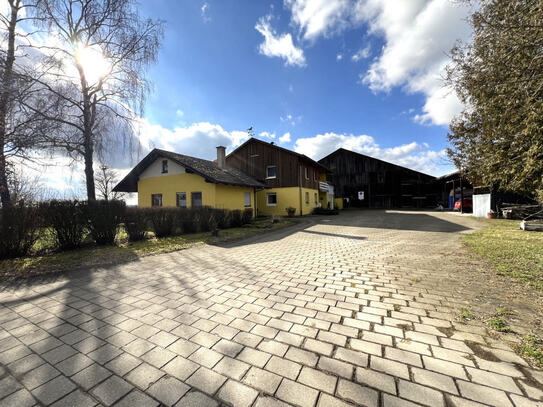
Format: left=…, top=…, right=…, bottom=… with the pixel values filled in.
left=0, top=203, right=42, bottom=259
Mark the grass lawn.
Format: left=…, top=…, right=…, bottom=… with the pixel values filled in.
left=463, top=218, right=543, bottom=292
left=0, top=218, right=295, bottom=280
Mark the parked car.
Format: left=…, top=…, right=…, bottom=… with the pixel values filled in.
left=454, top=197, right=473, bottom=212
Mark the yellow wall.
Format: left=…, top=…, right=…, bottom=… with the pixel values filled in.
left=138, top=173, right=252, bottom=212
left=256, top=187, right=319, bottom=216
left=334, top=197, right=344, bottom=209
left=214, top=184, right=254, bottom=211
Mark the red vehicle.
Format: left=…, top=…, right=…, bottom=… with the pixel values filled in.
left=454, top=197, right=473, bottom=212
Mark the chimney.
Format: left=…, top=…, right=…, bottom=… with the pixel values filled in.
left=216, top=146, right=226, bottom=169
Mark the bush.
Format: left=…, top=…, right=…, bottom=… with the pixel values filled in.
left=42, top=200, right=88, bottom=250
left=312, top=207, right=339, bottom=215
left=215, top=209, right=231, bottom=229
left=148, top=207, right=178, bottom=237
left=87, top=200, right=126, bottom=245
left=0, top=203, right=42, bottom=259
left=241, top=209, right=253, bottom=225
left=231, top=210, right=243, bottom=227
left=196, top=206, right=215, bottom=232
left=122, top=207, right=149, bottom=241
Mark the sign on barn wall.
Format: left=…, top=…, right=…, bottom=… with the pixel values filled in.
left=358, top=191, right=365, bottom=200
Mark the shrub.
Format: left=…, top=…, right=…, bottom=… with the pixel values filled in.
left=148, top=207, right=178, bottom=238
left=87, top=200, right=126, bottom=245
left=241, top=209, right=253, bottom=225
left=231, top=210, right=243, bottom=227
left=312, top=207, right=339, bottom=215
left=42, top=200, right=88, bottom=250
left=196, top=206, right=215, bottom=232
left=0, top=203, right=42, bottom=259
left=215, top=209, right=231, bottom=229
left=122, top=207, right=149, bottom=241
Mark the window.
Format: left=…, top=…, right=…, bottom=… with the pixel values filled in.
left=305, top=191, right=309, bottom=204
left=244, top=192, right=251, bottom=207
left=267, top=193, right=277, bottom=206
left=314, top=193, right=318, bottom=204
left=151, top=194, right=162, bottom=207
left=266, top=165, right=277, bottom=179
left=162, top=160, right=168, bottom=173
left=191, top=192, right=202, bottom=207
left=176, top=192, right=187, bottom=207
left=304, top=167, right=308, bottom=179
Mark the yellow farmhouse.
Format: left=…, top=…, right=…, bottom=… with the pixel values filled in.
left=113, top=147, right=266, bottom=214
left=225, top=138, right=334, bottom=216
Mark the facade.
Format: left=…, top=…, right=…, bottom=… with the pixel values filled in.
left=226, top=138, right=332, bottom=216
left=113, top=147, right=265, bottom=214
left=319, top=148, right=437, bottom=209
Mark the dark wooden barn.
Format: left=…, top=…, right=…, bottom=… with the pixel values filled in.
left=318, top=148, right=437, bottom=208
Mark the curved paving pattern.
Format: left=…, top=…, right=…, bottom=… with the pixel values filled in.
left=0, top=210, right=542, bottom=406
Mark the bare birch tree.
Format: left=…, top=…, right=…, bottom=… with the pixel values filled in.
left=27, top=0, right=163, bottom=200
left=95, top=164, right=122, bottom=201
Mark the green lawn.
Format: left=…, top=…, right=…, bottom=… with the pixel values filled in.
left=0, top=219, right=294, bottom=280
left=463, top=218, right=543, bottom=292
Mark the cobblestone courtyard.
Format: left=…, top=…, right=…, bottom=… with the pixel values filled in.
left=1, top=210, right=542, bottom=406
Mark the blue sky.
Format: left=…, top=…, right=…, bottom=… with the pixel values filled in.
left=127, top=0, right=474, bottom=178
left=11, top=0, right=475, bottom=195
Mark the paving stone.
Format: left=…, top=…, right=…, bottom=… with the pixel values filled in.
left=457, top=380, right=514, bottom=407
left=265, top=355, right=302, bottom=380
left=355, top=367, right=397, bottom=394
left=242, top=366, right=282, bottom=394
left=382, top=393, right=425, bottom=407
left=71, top=363, right=112, bottom=390
left=176, top=391, right=219, bottom=407
left=114, top=389, right=159, bottom=407
left=334, top=347, right=369, bottom=367
left=398, top=379, right=445, bottom=407
left=188, top=346, right=223, bottom=368
left=285, top=347, right=318, bottom=367
left=298, top=366, right=337, bottom=393
left=32, top=375, right=76, bottom=405
left=303, top=338, right=334, bottom=356
left=141, top=346, right=177, bottom=368
left=370, top=356, right=409, bottom=379
left=0, top=376, right=22, bottom=399
left=317, top=393, right=353, bottom=407
left=214, top=356, right=250, bottom=379
left=125, top=362, right=164, bottom=390
left=422, top=355, right=468, bottom=379
left=276, top=379, right=319, bottom=407
left=336, top=379, right=378, bottom=407
left=0, top=388, right=37, bottom=407
left=411, top=366, right=458, bottom=394
left=465, top=366, right=521, bottom=394
left=50, top=389, right=97, bottom=407
left=20, top=362, right=61, bottom=389
left=147, top=376, right=190, bottom=406
left=212, top=339, right=243, bottom=357
left=217, top=379, right=259, bottom=407
left=55, top=352, right=94, bottom=376
left=254, top=396, right=293, bottom=407
left=91, top=375, right=133, bottom=405
left=105, top=353, right=142, bottom=376
left=185, top=367, right=227, bottom=395
left=237, top=347, right=271, bottom=368
left=162, top=356, right=199, bottom=381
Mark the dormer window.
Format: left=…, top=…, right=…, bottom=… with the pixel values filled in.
left=266, top=165, right=277, bottom=179
left=162, top=160, right=168, bottom=173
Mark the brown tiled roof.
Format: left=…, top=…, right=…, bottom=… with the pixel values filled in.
left=113, top=148, right=267, bottom=192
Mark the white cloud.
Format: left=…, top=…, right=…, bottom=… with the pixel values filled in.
left=277, top=0, right=473, bottom=126
left=255, top=15, right=306, bottom=67
left=259, top=131, right=276, bottom=139
left=285, top=0, right=351, bottom=41
left=356, top=0, right=473, bottom=125
left=351, top=44, right=371, bottom=61
left=201, top=3, right=211, bottom=23
left=280, top=113, right=302, bottom=126
left=176, top=109, right=184, bottom=117
left=336, top=54, right=343, bottom=61
left=279, top=132, right=291, bottom=143
left=294, top=132, right=449, bottom=175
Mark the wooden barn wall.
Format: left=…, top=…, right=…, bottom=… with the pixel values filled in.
left=226, top=140, right=320, bottom=189
left=319, top=150, right=437, bottom=208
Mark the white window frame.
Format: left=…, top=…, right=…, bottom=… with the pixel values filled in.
left=304, top=167, right=308, bottom=179
left=176, top=192, right=187, bottom=208
left=244, top=192, right=251, bottom=207
left=266, top=165, right=277, bottom=179
left=267, top=193, right=277, bottom=206
left=152, top=194, right=162, bottom=207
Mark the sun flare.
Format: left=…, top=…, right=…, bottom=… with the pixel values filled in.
left=74, top=44, right=111, bottom=85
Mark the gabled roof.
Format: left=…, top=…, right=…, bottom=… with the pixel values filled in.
left=113, top=148, right=267, bottom=192
left=227, top=137, right=330, bottom=172
left=318, top=148, right=436, bottom=179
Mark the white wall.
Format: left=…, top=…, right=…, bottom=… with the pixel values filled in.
left=473, top=193, right=491, bottom=217
left=140, top=158, right=185, bottom=179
